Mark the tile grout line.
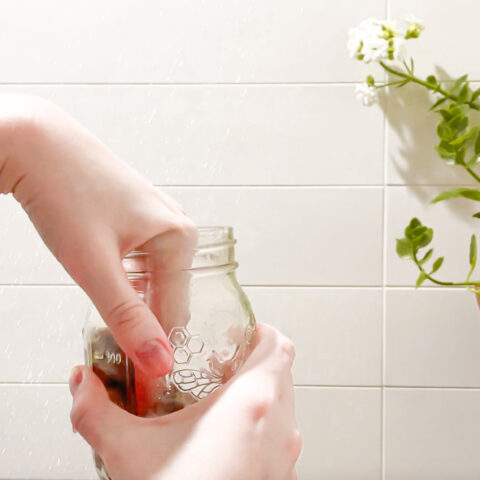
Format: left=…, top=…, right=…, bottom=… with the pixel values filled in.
left=381, top=1, right=389, bottom=476
left=3, top=382, right=480, bottom=390
left=0, top=283, right=474, bottom=289
left=1, top=81, right=480, bottom=87
left=155, top=184, right=479, bottom=187
left=3, top=382, right=480, bottom=389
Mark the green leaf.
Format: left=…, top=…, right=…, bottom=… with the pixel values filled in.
left=404, top=218, right=422, bottom=238
left=458, top=83, right=469, bottom=104
left=470, top=234, right=477, bottom=268
left=435, top=142, right=457, bottom=163
left=473, top=212, right=480, bottom=219
left=455, top=149, right=466, bottom=165
left=431, top=187, right=480, bottom=203
left=475, top=129, right=480, bottom=155
left=396, top=238, right=413, bottom=258
left=472, top=87, right=480, bottom=102
left=436, top=121, right=455, bottom=141
left=431, top=257, right=444, bottom=274
left=430, top=97, right=448, bottom=111
left=439, top=108, right=453, bottom=121
left=419, top=248, right=434, bottom=266
left=404, top=219, right=433, bottom=249
left=410, top=226, right=433, bottom=248
left=449, top=126, right=478, bottom=148
left=448, top=103, right=470, bottom=116
left=448, top=114, right=468, bottom=133
left=449, top=74, right=468, bottom=93
left=467, top=154, right=480, bottom=167
left=416, top=271, right=427, bottom=288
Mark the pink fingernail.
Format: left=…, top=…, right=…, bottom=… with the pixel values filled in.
left=136, top=340, right=173, bottom=376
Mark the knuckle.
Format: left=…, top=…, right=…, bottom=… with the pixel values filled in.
left=279, top=337, right=296, bottom=364
left=106, top=300, right=148, bottom=336
left=247, top=393, right=276, bottom=422
left=170, top=217, right=198, bottom=245
left=288, top=428, right=303, bottom=461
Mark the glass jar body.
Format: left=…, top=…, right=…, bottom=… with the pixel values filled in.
left=82, top=227, right=256, bottom=480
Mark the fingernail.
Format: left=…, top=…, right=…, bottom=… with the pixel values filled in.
left=69, top=367, right=83, bottom=396
left=136, top=340, right=173, bottom=376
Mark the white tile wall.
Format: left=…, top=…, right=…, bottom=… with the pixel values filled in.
left=386, top=289, right=480, bottom=387
left=384, top=389, right=480, bottom=480
left=389, top=0, right=480, bottom=81
left=0, top=0, right=384, bottom=83
left=246, top=287, right=382, bottom=385
left=0, top=385, right=96, bottom=479
left=1, top=84, right=385, bottom=185
left=295, top=387, right=382, bottom=479
left=0, top=187, right=384, bottom=286
left=1, top=0, right=480, bottom=479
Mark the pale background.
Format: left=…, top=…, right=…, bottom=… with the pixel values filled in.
left=1, top=1, right=479, bottom=479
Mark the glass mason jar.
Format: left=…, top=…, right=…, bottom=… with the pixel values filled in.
left=83, top=226, right=256, bottom=480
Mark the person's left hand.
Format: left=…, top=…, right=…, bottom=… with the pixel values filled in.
left=69, top=323, right=302, bottom=480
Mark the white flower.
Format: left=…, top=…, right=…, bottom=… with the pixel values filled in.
left=355, top=83, right=378, bottom=106
left=405, top=14, right=424, bottom=39
left=348, top=17, right=406, bottom=64
left=348, top=15, right=424, bottom=64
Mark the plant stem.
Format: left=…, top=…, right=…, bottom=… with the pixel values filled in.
left=465, top=166, right=480, bottom=183
left=413, top=251, right=480, bottom=287
left=379, top=61, right=480, bottom=111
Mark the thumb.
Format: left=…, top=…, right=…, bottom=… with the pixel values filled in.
left=69, top=366, right=135, bottom=456
left=76, top=244, right=173, bottom=377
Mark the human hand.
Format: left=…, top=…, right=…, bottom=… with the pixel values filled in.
left=69, top=323, right=302, bottom=480
left=0, top=94, right=197, bottom=376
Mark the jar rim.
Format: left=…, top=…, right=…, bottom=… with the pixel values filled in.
left=125, top=226, right=235, bottom=258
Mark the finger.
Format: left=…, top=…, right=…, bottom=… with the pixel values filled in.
left=140, top=227, right=197, bottom=334
left=240, top=322, right=296, bottom=374
left=75, top=243, right=173, bottom=377
left=69, top=366, right=135, bottom=456
left=221, top=323, right=296, bottom=418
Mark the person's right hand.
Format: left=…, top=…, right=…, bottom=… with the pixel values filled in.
left=0, top=94, right=197, bottom=376
left=69, top=323, right=302, bottom=480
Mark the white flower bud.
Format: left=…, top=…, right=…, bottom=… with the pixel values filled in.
left=354, top=83, right=378, bottom=106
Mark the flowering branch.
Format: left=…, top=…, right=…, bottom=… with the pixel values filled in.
left=349, top=15, right=480, bottom=291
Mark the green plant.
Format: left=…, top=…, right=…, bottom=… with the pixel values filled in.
left=349, top=16, right=480, bottom=291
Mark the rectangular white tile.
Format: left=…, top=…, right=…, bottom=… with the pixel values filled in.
left=1, top=284, right=382, bottom=387
left=386, top=288, right=480, bottom=387
left=246, top=287, right=382, bottom=385
left=295, top=387, right=381, bottom=479
left=385, top=388, right=480, bottom=480
left=386, top=83, right=480, bottom=185
left=386, top=186, right=479, bottom=286
left=0, top=84, right=384, bottom=185
left=0, top=384, right=96, bottom=479
left=164, top=187, right=383, bottom=285
left=0, top=187, right=383, bottom=286
left=389, top=0, right=480, bottom=81
left=0, top=286, right=89, bottom=383
left=0, top=0, right=384, bottom=83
